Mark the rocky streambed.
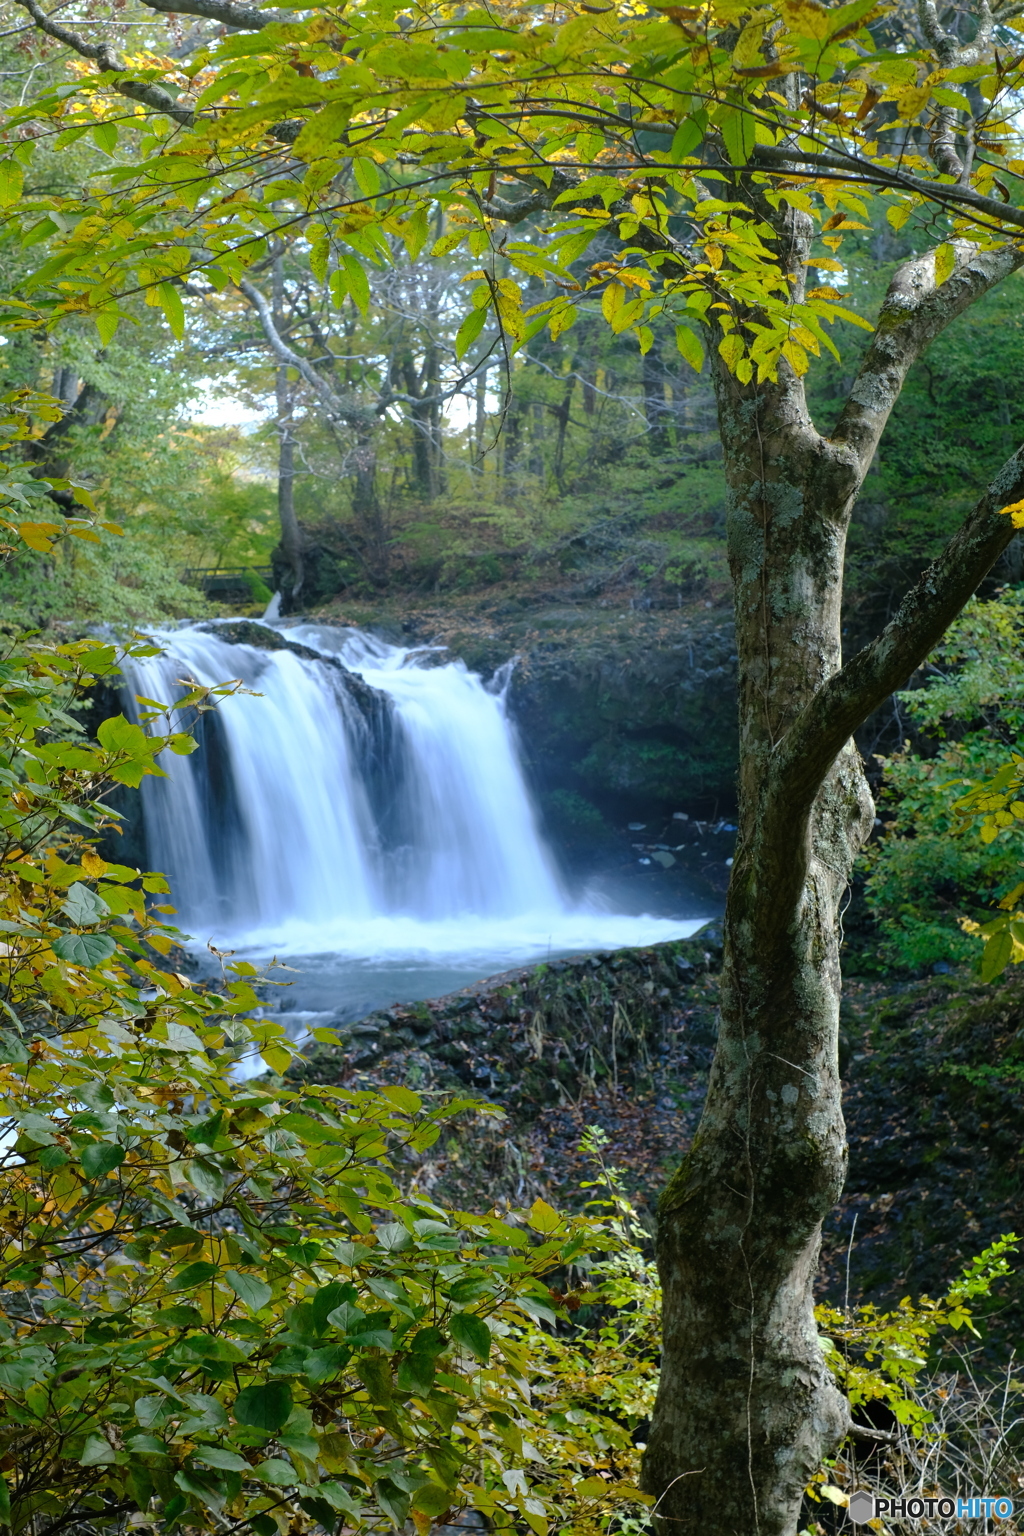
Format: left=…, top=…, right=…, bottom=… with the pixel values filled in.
left=291, top=935, right=1023, bottom=1351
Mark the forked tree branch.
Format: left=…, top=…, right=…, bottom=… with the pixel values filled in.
left=238, top=276, right=376, bottom=427
left=774, top=444, right=1024, bottom=814
left=830, top=240, right=1024, bottom=473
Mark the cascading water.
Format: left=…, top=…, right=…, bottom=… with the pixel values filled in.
left=121, top=621, right=708, bottom=1024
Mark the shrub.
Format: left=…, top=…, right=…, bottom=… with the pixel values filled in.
left=863, top=592, right=1024, bottom=970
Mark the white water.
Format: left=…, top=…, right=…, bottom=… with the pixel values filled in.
left=122, top=622, right=708, bottom=970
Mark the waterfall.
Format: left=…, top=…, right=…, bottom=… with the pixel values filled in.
left=121, top=621, right=706, bottom=964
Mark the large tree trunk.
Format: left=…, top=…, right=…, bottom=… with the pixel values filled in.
left=642, top=231, right=1024, bottom=1535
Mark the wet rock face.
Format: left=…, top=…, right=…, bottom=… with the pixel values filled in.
left=412, top=604, right=740, bottom=824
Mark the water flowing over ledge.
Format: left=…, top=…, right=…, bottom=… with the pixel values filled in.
left=122, top=620, right=711, bottom=972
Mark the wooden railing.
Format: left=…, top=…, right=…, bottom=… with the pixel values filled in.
left=180, top=566, right=274, bottom=593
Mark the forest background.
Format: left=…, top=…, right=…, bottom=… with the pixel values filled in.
left=0, top=0, right=1023, bottom=1532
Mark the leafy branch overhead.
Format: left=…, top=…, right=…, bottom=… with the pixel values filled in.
left=4, top=0, right=1024, bottom=386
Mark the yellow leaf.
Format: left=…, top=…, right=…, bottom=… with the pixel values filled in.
left=602, top=282, right=626, bottom=323
left=549, top=302, right=577, bottom=340
left=933, top=242, right=956, bottom=286
left=81, top=852, right=107, bottom=877
left=528, top=1197, right=561, bottom=1233
left=18, top=522, right=61, bottom=553
left=780, top=0, right=831, bottom=40
left=718, top=333, right=745, bottom=372
left=260, top=1043, right=292, bottom=1074
left=998, top=498, right=1024, bottom=527
left=782, top=340, right=809, bottom=375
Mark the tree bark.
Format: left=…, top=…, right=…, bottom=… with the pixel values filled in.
left=642, top=233, right=1024, bottom=1536
left=272, top=257, right=303, bottom=600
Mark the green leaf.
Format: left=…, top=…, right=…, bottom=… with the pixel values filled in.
left=255, top=1457, right=296, bottom=1485
left=352, top=158, right=381, bottom=197
left=413, top=1482, right=455, bottom=1516
left=455, top=305, right=487, bottom=361
left=719, top=104, right=755, bottom=166
left=193, top=1446, right=249, bottom=1472
left=375, top=1477, right=410, bottom=1526
left=232, top=1381, right=293, bottom=1431
left=53, top=933, right=117, bottom=967
left=226, top=1270, right=272, bottom=1312
left=92, top=121, right=118, bottom=154
left=449, top=1312, right=491, bottom=1362
left=981, top=925, right=1013, bottom=982
left=174, top=1466, right=233, bottom=1513
left=340, top=253, right=370, bottom=316
left=355, top=1354, right=392, bottom=1405
left=397, top=1352, right=436, bottom=1395
left=171, top=1261, right=219, bottom=1291
left=0, top=1352, right=47, bottom=1391
left=0, top=1030, right=29, bottom=1065
left=62, top=881, right=109, bottom=927
left=80, top=1434, right=116, bottom=1466
left=94, top=309, right=121, bottom=347
left=157, top=282, right=186, bottom=340
left=676, top=325, right=705, bottom=372
left=0, top=160, right=24, bottom=207
left=311, top=1281, right=357, bottom=1332
left=79, top=1142, right=126, bottom=1179
left=96, top=714, right=161, bottom=787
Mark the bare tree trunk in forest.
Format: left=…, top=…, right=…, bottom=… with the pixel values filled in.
left=641, top=219, right=1024, bottom=1535
left=272, top=256, right=303, bottom=599
left=402, top=341, right=444, bottom=500
left=552, top=370, right=575, bottom=491
left=350, top=425, right=389, bottom=586
left=474, top=366, right=487, bottom=457
left=501, top=386, right=524, bottom=482
left=29, top=378, right=113, bottom=509
left=642, top=345, right=667, bottom=449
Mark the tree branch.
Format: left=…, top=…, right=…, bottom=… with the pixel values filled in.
left=139, top=0, right=284, bottom=30
left=773, top=443, right=1024, bottom=814
left=238, top=277, right=375, bottom=427
left=13, top=0, right=194, bottom=123
left=829, top=239, right=1024, bottom=472
left=750, top=143, right=1024, bottom=236
left=16, top=0, right=304, bottom=137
